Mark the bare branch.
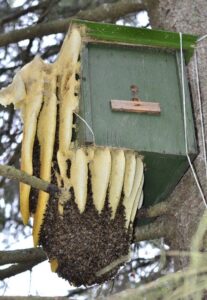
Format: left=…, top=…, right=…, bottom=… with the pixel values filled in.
left=0, top=260, right=42, bottom=281
left=0, top=297, right=68, bottom=300
left=0, top=0, right=53, bottom=26
left=77, top=0, right=148, bottom=22
left=134, top=219, right=174, bottom=242
left=0, top=0, right=148, bottom=47
left=0, top=247, right=46, bottom=280
left=137, top=201, right=170, bottom=219
left=36, top=0, right=59, bottom=24
left=0, top=164, right=60, bottom=195
left=0, top=265, right=27, bottom=280
left=0, top=247, right=46, bottom=266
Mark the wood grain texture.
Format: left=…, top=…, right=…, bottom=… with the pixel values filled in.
left=80, top=41, right=197, bottom=207
left=81, top=43, right=196, bottom=156
left=111, top=99, right=161, bottom=114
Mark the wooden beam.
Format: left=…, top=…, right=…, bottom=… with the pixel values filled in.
left=111, top=99, right=161, bottom=115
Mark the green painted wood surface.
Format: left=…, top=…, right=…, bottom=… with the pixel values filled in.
left=142, top=152, right=189, bottom=207
left=72, top=19, right=197, bottom=62
left=80, top=44, right=197, bottom=156
left=79, top=43, right=197, bottom=207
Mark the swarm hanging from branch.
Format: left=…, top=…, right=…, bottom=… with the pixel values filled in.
left=0, top=24, right=144, bottom=286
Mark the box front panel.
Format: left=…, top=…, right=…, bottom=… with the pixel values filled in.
left=80, top=43, right=196, bottom=156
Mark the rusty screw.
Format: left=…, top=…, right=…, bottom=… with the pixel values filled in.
left=130, top=84, right=140, bottom=101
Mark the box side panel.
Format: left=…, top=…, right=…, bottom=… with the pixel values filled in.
left=78, top=46, right=93, bottom=144
left=176, top=52, right=197, bottom=154
left=142, top=152, right=189, bottom=207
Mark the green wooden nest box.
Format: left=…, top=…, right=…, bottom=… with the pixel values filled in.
left=75, top=20, right=198, bottom=208
left=0, top=19, right=198, bottom=286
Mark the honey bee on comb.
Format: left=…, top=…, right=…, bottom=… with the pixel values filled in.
left=0, top=24, right=144, bottom=286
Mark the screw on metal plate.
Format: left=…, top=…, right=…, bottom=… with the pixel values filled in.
left=110, top=84, right=161, bottom=115
left=130, top=84, right=141, bottom=104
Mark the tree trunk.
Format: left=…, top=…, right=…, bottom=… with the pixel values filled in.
left=147, top=0, right=207, bottom=268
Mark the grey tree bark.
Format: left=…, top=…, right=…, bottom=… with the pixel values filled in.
left=147, top=0, right=207, bottom=268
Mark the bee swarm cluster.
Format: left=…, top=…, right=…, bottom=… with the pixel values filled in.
left=0, top=25, right=144, bottom=286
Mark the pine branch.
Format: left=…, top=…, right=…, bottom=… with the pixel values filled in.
left=0, top=0, right=148, bottom=47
